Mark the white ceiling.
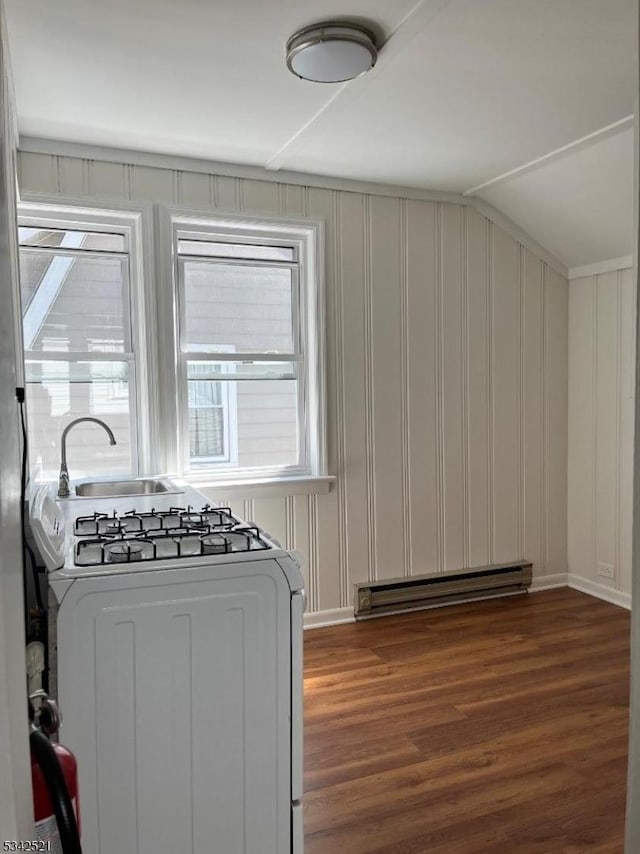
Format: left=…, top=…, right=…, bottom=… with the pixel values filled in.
left=476, top=123, right=635, bottom=270
left=5, top=0, right=637, bottom=267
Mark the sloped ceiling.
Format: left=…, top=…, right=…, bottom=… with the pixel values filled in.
left=474, top=123, right=635, bottom=271
left=5, top=0, right=637, bottom=268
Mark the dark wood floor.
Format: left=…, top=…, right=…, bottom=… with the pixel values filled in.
left=303, top=588, right=630, bottom=854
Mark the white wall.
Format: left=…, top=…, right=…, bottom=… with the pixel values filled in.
left=17, top=150, right=569, bottom=621
left=568, top=265, right=635, bottom=606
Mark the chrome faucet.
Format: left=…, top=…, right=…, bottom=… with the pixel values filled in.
left=58, top=417, right=117, bottom=497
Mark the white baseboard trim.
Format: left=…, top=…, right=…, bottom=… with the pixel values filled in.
left=567, top=574, right=631, bottom=610
left=304, top=607, right=355, bottom=629
left=529, top=573, right=568, bottom=591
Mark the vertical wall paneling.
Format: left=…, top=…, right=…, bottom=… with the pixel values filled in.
left=18, top=151, right=57, bottom=193
left=284, top=496, right=295, bottom=551
left=283, top=184, right=304, bottom=218
left=215, top=175, right=237, bottom=210
left=518, top=245, right=525, bottom=560
left=465, top=208, right=491, bottom=567
left=590, top=273, right=598, bottom=579
left=308, top=494, right=320, bottom=611
left=338, top=192, right=369, bottom=588
left=370, top=195, right=404, bottom=579
left=180, top=171, right=214, bottom=208
left=596, top=272, right=619, bottom=578
left=572, top=274, right=597, bottom=581
left=88, top=160, right=129, bottom=200
left=491, top=227, right=520, bottom=563
left=544, top=267, right=569, bottom=576
left=523, top=250, right=545, bottom=574
left=363, top=194, right=377, bottom=581
left=461, top=207, right=470, bottom=569
left=406, top=199, right=439, bottom=576
left=172, top=170, right=181, bottom=205
left=251, top=498, right=287, bottom=547
left=242, top=179, right=280, bottom=214
left=236, top=177, right=245, bottom=211
left=440, top=204, right=465, bottom=570
left=399, top=200, right=411, bottom=576
left=487, top=222, right=495, bottom=564
left=293, top=494, right=311, bottom=597
left=18, top=151, right=571, bottom=615
left=567, top=276, right=595, bottom=579
left=306, top=188, right=341, bottom=610
left=619, top=268, right=635, bottom=594
left=331, top=192, right=349, bottom=602
left=58, top=156, right=88, bottom=196
left=242, top=498, right=255, bottom=522
left=615, top=271, right=622, bottom=587
left=436, top=204, right=445, bottom=571
left=568, top=266, right=634, bottom=597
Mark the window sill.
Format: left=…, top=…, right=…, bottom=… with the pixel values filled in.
left=183, top=474, right=335, bottom=499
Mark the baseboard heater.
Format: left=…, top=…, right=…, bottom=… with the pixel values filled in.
left=354, top=561, right=533, bottom=619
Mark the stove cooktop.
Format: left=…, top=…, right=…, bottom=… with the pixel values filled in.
left=73, top=504, right=271, bottom=567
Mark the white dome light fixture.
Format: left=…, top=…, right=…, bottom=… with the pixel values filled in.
left=286, top=22, right=378, bottom=84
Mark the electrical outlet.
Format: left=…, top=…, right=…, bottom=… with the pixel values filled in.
left=597, top=562, right=615, bottom=581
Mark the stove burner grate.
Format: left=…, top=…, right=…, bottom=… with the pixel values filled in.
left=73, top=508, right=270, bottom=565
left=74, top=505, right=236, bottom=537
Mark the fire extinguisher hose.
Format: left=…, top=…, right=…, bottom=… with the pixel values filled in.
left=29, top=730, right=82, bottom=854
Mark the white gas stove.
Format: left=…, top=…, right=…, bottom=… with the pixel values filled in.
left=30, top=479, right=293, bottom=577
left=30, top=479, right=304, bottom=854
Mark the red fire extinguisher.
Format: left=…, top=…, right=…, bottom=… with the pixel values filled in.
left=29, top=695, right=82, bottom=853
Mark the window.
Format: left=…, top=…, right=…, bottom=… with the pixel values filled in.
left=18, top=203, right=325, bottom=488
left=172, top=214, right=324, bottom=481
left=18, top=207, right=141, bottom=479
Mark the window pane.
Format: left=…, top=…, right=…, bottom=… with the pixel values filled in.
left=25, top=360, right=132, bottom=479
left=183, top=261, right=294, bottom=354
left=234, top=379, right=298, bottom=469
left=186, top=360, right=297, bottom=381
left=20, top=252, right=128, bottom=353
left=18, top=227, right=125, bottom=252
left=178, top=239, right=294, bottom=261
left=187, top=374, right=299, bottom=472
left=187, top=364, right=227, bottom=462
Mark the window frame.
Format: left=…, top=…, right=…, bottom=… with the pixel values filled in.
left=160, top=206, right=326, bottom=484
left=16, top=197, right=327, bottom=490
left=17, top=200, right=156, bottom=477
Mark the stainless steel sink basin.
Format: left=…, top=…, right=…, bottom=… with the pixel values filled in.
left=75, top=478, right=176, bottom=498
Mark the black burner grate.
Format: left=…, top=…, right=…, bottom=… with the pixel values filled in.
left=73, top=505, right=270, bottom=566
left=74, top=505, right=236, bottom=537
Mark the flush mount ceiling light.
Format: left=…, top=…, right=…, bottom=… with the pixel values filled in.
left=286, top=22, right=378, bottom=83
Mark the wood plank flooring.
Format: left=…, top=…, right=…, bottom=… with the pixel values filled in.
left=303, top=588, right=630, bottom=854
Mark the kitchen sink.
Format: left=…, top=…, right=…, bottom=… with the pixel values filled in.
left=74, top=478, right=177, bottom=498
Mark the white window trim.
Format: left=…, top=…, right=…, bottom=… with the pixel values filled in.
left=18, top=197, right=158, bottom=476
left=157, top=204, right=327, bottom=485
left=18, top=195, right=328, bottom=491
